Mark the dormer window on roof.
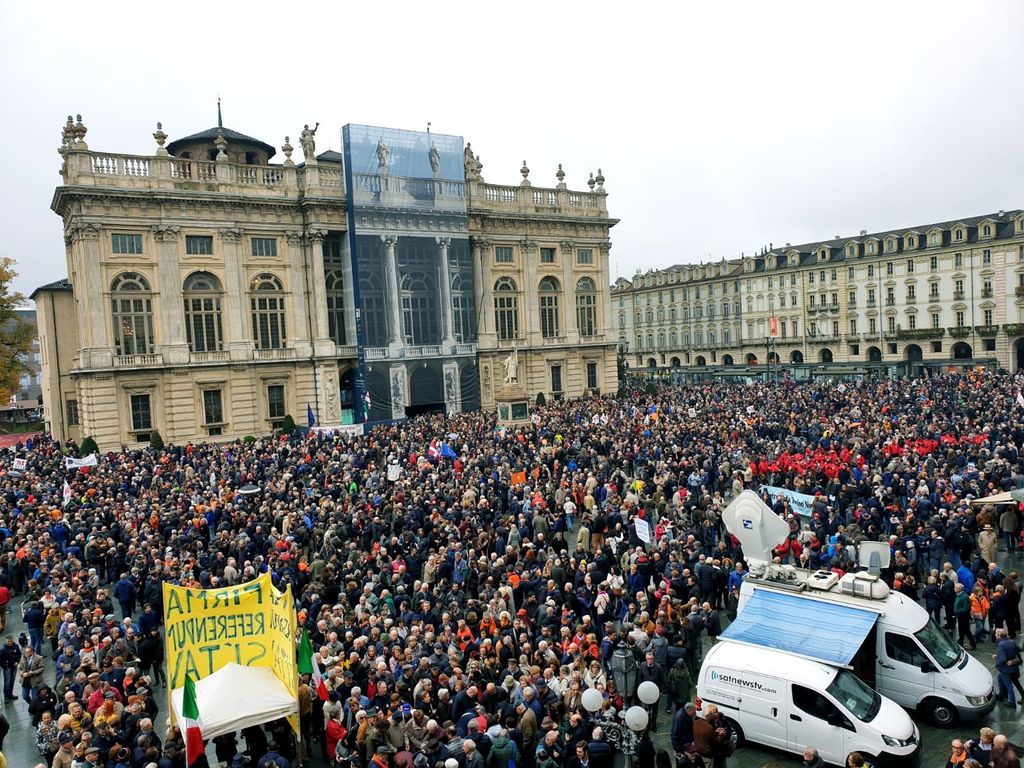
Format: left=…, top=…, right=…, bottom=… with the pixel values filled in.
left=886, top=238, right=896, bottom=253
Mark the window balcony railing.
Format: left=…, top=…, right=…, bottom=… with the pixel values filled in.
left=254, top=347, right=292, bottom=360
left=191, top=350, right=229, bottom=364
left=896, top=328, right=943, bottom=340
left=112, top=353, right=162, bottom=367
left=1016, top=286, right=1024, bottom=297
left=953, top=290, right=965, bottom=300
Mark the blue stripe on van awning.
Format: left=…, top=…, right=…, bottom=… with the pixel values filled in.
left=722, top=588, right=879, bottom=665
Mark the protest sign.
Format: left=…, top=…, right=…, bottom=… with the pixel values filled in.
left=760, top=484, right=816, bottom=519
left=164, top=572, right=297, bottom=733
left=634, top=517, right=651, bottom=544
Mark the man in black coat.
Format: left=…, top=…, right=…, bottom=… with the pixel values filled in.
left=671, top=702, right=696, bottom=759
left=637, top=649, right=667, bottom=729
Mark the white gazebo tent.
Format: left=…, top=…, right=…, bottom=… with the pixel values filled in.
left=969, top=490, right=1024, bottom=506
left=170, top=663, right=297, bottom=738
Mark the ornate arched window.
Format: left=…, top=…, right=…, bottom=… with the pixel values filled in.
left=400, top=271, right=438, bottom=345
left=250, top=273, right=286, bottom=349
left=183, top=272, right=223, bottom=353
left=111, top=272, right=154, bottom=356
left=325, top=269, right=347, bottom=345
left=539, top=276, right=561, bottom=338
left=494, top=277, right=520, bottom=341
left=576, top=277, right=597, bottom=337
left=451, top=273, right=474, bottom=343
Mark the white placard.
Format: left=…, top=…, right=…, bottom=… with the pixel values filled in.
left=387, top=464, right=401, bottom=482
left=634, top=517, right=651, bottom=544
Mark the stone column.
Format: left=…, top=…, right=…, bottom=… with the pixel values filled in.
left=561, top=240, right=577, bottom=343
left=443, top=360, right=461, bottom=415
left=381, top=236, right=403, bottom=351
left=218, top=227, right=252, bottom=361
left=66, top=222, right=112, bottom=368
left=599, top=240, right=613, bottom=340
left=305, top=229, right=335, bottom=357
left=389, top=363, right=407, bottom=420
left=436, top=237, right=456, bottom=350
left=472, top=236, right=493, bottom=341
left=521, top=240, right=539, bottom=340
left=285, top=231, right=312, bottom=357
left=153, top=226, right=189, bottom=364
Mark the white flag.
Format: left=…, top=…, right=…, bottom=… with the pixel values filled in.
left=1017, top=391, right=1024, bottom=410
left=746, top=405, right=756, bottom=415
left=12, top=458, right=26, bottom=471
left=65, top=454, right=98, bottom=470
left=62, top=480, right=72, bottom=507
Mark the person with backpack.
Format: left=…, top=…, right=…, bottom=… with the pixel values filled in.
left=486, top=728, right=520, bottom=768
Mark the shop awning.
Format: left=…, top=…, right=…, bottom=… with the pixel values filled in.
left=722, top=588, right=879, bottom=666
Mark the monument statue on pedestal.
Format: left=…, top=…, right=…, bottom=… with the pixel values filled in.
left=502, top=349, right=519, bottom=385
left=376, top=138, right=390, bottom=171
left=429, top=144, right=441, bottom=175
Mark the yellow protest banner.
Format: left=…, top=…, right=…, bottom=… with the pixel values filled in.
left=163, top=572, right=298, bottom=733
left=268, top=577, right=299, bottom=735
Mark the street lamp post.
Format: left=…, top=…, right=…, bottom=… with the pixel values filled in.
left=610, top=641, right=638, bottom=702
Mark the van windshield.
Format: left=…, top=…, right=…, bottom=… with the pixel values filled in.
left=915, top=617, right=962, bottom=669
left=827, top=668, right=881, bottom=722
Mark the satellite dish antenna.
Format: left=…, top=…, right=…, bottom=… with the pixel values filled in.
left=858, top=541, right=891, bottom=576
left=722, top=490, right=791, bottom=575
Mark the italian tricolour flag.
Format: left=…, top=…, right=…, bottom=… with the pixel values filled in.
left=182, top=674, right=204, bottom=766
left=298, top=629, right=329, bottom=700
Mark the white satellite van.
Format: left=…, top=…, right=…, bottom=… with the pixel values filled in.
left=717, top=491, right=994, bottom=728
left=697, top=641, right=920, bottom=767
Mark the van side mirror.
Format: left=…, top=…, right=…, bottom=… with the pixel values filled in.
left=920, top=660, right=936, bottom=673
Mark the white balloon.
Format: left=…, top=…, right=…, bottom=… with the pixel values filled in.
left=625, top=705, right=649, bottom=732
left=637, top=680, right=661, bottom=705
left=581, top=687, right=604, bottom=712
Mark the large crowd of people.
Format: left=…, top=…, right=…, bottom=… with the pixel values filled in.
left=2, top=370, right=1024, bottom=768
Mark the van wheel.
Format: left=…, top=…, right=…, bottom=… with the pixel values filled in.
left=924, top=698, right=959, bottom=727
left=723, top=716, right=745, bottom=748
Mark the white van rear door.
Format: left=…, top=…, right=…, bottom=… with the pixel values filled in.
left=736, top=674, right=787, bottom=750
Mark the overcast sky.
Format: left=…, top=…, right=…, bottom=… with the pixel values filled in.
left=2, top=1, right=1023, bottom=298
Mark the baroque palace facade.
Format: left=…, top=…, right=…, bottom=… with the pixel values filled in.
left=34, top=116, right=617, bottom=449
left=613, top=210, right=1024, bottom=376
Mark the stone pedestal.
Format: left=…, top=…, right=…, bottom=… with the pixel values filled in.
left=495, top=382, right=530, bottom=425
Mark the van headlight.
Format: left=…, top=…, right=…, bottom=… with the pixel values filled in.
left=882, top=734, right=915, bottom=748
left=966, top=694, right=989, bottom=706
